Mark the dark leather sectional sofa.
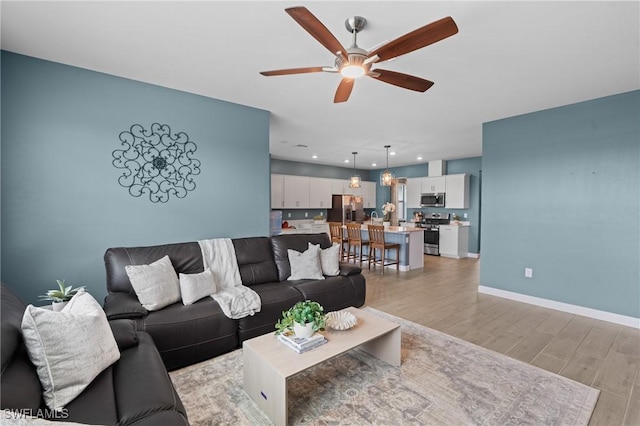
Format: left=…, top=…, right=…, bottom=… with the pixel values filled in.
left=1, top=284, right=189, bottom=425
left=0, top=233, right=365, bottom=425
left=103, top=233, right=366, bottom=370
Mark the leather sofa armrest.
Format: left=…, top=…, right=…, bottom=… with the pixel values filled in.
left=338, top=263, right=362, bottom=276
left=109, top=319, right=139, bottom=351
left=103, top=292, right=147, bottom=320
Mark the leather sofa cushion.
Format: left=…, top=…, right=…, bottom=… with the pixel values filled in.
left=238, top=282, right=304, bottom=342
left=141, top=298, right=238, bottom=370
left=63, top=367, right=118, bottom=424
left=232, top=237, right=279, bottom=285
left=271, top=234, right=332, bottom=282
left=105, top=242, right=203, bottom=294
left=1, top=285, right=43, bottom=411
left=291, top=275, right=359, bottom=312
left=109, top=319, right=139, bottom=351
left=114, top=333, right=187, bottom=425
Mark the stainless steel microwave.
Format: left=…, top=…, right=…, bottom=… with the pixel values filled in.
left=420, top=193, right=445, bottom=207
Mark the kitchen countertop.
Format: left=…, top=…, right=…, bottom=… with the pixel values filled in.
left=357, top=224, right=424, bottom=234
left=440, top=222, right=471, bottom=227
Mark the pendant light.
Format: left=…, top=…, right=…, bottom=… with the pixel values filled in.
left=380, top=145, right=395, bottom=186
left=348, top=152, right=361, bottom=188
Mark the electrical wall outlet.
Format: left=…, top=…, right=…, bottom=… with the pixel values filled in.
left=287, top=213, right=291, bottom=218
left=304, top=212, right=308, bottom=217
left=463, top=213, right=468, bottom=219
left=525, top=268, right=533, bottom=278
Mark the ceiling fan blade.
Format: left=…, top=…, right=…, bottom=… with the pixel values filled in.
left=334, top=78, right=355, bottom=103
left=260, top=66, right=326, bottom=76
left=368, top=69, right=434, bottom=92
left=286, top=7, right=348, bottom=58
left=368, top=16, right=458, bottom=63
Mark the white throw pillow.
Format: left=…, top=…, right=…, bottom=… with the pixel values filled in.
left=287, top=245, right=325, bottom=280
left=309, top=243, right=341, bottom=276
left=21, top=290, right=120, bottom=411
left=179, top=268, right=217, bottom=305
left=125, top=255, right=180, bottom=311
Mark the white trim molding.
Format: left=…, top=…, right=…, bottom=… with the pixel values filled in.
left=478, top=286, right=640, bottom=329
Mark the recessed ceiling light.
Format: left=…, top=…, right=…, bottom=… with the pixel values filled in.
left=344, top=159, right=350, bottom=163
left=372, top=163, right=377, bottom=167
left=390, top=151, right=396, bottom=156
left=312, top=155, right=318, bottom=159
left=417, top=156, right=423, bottom=160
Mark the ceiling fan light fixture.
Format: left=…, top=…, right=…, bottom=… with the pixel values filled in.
left=341, top=64, right=366, bottom=79
left=380, top=145, right=395, bottom=187
left=349, top=151, right=361, bottom=188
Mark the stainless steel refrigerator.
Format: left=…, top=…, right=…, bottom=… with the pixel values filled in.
left=327, top=194, right=364, bottom=224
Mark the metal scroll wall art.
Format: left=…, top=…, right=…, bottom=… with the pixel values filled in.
left=112, top=123, right=201, bottom=203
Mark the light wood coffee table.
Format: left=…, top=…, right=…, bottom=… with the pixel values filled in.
left=243, top=306, right=401, bottom=425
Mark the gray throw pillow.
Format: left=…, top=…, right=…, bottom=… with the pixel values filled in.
left=21, top=290, right=120, bottom=410
left=309, top=242, right=340, bottom=276
left=179, top=268, right=217, bottom=305
left=287, top=245, right=324, bottom=280
left=125, top=255, right=180, bottom=311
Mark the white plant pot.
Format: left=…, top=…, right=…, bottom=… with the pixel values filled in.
left=52, top=301, right=68, bottom=312
left=383, top=221, right=391, bottom=229
left=293, top=321, right=315, bottom=339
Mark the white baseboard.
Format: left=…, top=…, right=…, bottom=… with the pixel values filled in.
left=467, top=252, right=480, bottom=259
left=478, top=286, right=640, bottom=329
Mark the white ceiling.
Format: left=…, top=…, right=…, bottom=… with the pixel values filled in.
left=2, top=1, right=638, bottom=170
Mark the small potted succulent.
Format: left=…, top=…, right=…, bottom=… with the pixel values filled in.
left=39, top=280, right=85, bottom=311
left=275, top=300, right=326, bottom=338
left=313, top=214, right=326, bottom=224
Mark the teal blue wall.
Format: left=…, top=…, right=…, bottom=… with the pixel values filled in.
left=1, top=51, right=271, bottom=305
left=480, top=90, right=639, bottom=318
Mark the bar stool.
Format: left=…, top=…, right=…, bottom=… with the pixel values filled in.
left=367, top=225, right=400, bottom=275
left=328, top=222, right=348, bottom=260
left=346, top=223, right=369, bottom=266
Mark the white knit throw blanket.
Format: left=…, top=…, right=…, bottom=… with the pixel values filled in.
left=198, top=238, right=261, bottom=319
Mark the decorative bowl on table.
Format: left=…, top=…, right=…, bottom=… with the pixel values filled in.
left=325, top=310, right=358, bottom=330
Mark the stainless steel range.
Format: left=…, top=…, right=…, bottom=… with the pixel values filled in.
left=416, top=213, right=450, bottom=255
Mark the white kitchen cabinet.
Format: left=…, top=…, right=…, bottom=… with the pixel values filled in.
left=422, top=176, right=445, bottom=193
left=445, top=174, right=470, bottom=209
left=271, top=174, right=285, bottom=209
left=331, top=179, right=347, bottom=195
left=361, top=181, right=377, bottom=208
left=271, top=174, right=378, bottom=210
left=309, top=177, right=333, bottom=208
left=439, top=225, right=469, bottom=259
left=406, top=177, right=423, bottom=208
left=283, top=175, right=309, bottom=208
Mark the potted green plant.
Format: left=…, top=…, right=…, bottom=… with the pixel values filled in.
left=275, top=300, right=326, bottom=338
left=39, top=280, right=85, bottom=311
left=313, top=214, right=325, bottom=224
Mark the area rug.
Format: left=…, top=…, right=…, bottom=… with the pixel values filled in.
left=169, top=307, right=599, bottom=425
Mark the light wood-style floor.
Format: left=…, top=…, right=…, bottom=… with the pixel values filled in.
left=362, top=255, right=640, bottom=425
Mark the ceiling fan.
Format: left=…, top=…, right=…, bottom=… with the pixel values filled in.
left=260, top=6, right=458, bottom=103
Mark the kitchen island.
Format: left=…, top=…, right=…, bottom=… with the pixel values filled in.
left=359, top=225, right=424, bottom=271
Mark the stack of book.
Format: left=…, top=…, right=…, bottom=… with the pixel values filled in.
left=278, top=330, right=327, bottom=353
